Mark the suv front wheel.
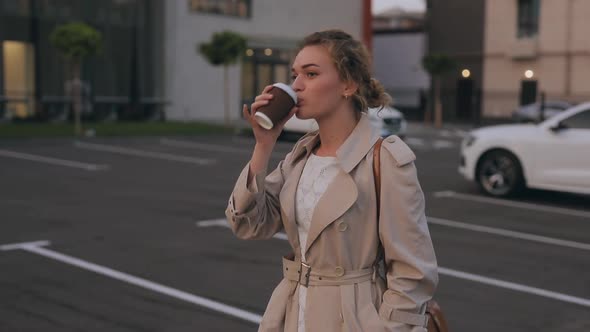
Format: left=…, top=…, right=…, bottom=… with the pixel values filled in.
left=476, top=150, right=525, bottom=197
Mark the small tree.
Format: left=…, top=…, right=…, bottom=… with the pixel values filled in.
left=199, top=31, right=247, bottom=127
left=50, top=22, right=102, bottom=135
left=422, top=54, right=456, bottom=128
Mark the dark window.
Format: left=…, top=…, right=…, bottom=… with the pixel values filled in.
left=517, top=0, right=540, bottom=38
left=561, top=109, right=590, bottom=129
left=189, top=0, right=251, bottom=18
left=520, top=80, right=537, bottom=106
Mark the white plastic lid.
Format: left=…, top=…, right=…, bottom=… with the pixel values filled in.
left=273, top=83, right=297, bottom=103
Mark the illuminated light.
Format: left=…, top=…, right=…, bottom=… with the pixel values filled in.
left=264, top=48, right=272, bottom=56
left=525, top=70, right=534, bottom=79
left=245, top=49, right=254, bottom=56
left=462, top=69, right=471, bottom=78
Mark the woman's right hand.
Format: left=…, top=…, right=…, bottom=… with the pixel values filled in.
left=243, top=85, right=299, bottom=149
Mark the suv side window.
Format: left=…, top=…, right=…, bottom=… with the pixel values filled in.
left=561, top=109, right=590, bottom=129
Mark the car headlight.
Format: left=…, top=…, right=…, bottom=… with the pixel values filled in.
left=463, top=134, right=477, bottom=147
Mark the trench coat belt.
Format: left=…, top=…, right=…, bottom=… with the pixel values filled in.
left=282, top=256, right=374, bottom=287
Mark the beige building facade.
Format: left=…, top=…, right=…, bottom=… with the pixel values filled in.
left=483, top=0, right=590, bottom=118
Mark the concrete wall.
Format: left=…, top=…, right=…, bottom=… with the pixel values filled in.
left=373, top=32, right=429, bottom=108
left=163, top=0, right=362, bottom=123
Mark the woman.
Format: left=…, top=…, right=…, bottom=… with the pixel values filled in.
left=225, top=30, right=438, bottom=332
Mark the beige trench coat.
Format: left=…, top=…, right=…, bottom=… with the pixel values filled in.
left=225, top=114, right=438, bottom=332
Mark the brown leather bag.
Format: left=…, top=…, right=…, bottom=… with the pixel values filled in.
left=373, top=137, right=449, bottom=332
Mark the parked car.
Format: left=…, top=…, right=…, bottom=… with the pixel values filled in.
left=283, top=105, right=407, bottom=138
left=459, top=102, right=590, bottom=197
left=512, top=100, right=573, bottom=123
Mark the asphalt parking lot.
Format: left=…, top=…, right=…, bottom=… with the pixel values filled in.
left=1, top=127, right=589, bottom=332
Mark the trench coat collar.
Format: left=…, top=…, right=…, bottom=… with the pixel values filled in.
left=286, top=113, right=381, bottom=256
left=291, top=113, right=380, bottom=172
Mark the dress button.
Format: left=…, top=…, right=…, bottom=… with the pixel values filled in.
left=387, top=136, right=396, bottom=143
left=334, top=266, right=345, bottom=277
left=337, top=221, right=348, bottom=232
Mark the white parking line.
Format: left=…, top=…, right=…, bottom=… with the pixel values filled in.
left=404, top=138, right=425, bottom=146
left=439, top=130, right=452, bottom=138
left=0, top=149, right=110, bottom=171
left=196, top=219, right=229, bottom=227
left=453, top=129, right=468, bottom=138
left=0, top=240, right=51, bottom=251
left=433, top=191, right=590, bottom=219
left=196, top=218, right=590, bottom=307
left=74, top=141, right=216, bottom=166
left=200, top=217, right=590, bottom=251
left=1, top=240, right=262, bottom=325
left=428, top=217, right=590, bottom=251
left=438, top=267, right=590, bottom=307
left=160, top=138, right=251, bottom=154
left=432, top=140, right=455, bottom=149
left=403, top=138, right=456, bottom=150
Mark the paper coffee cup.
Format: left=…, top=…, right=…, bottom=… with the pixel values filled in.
left=254, top=83, right=298, bottom=130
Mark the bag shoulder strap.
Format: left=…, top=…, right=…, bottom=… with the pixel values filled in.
left=373, top=137, right=384, bottom=219
left=372, top=138, right=385, bottom=269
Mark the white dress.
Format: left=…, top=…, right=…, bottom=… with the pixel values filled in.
left=294, top=153, right=340, bottom=332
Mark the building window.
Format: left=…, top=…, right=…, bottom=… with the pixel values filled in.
left=517, top=0, right=540, bottom=38
left=189, top=0, right=251, bottom=18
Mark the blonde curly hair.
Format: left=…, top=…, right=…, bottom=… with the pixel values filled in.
left=298, top=29, right=392, bottom=113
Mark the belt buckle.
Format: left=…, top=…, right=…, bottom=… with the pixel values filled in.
left=298, top=262, right=311, bottom=287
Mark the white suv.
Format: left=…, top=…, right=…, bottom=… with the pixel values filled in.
left=459, top=102, right=590, bottom=197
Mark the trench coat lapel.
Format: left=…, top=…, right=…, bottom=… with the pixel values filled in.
left=304, top=169, right=358, bottom=254
left=303, top=114, right=380, bottom=255
left=281, top=114, right=380, bottom=256
left=280, top=158, right=305, bottom=254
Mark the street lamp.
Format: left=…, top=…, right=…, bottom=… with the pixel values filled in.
left=461, top=69, right=471, bottom=78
